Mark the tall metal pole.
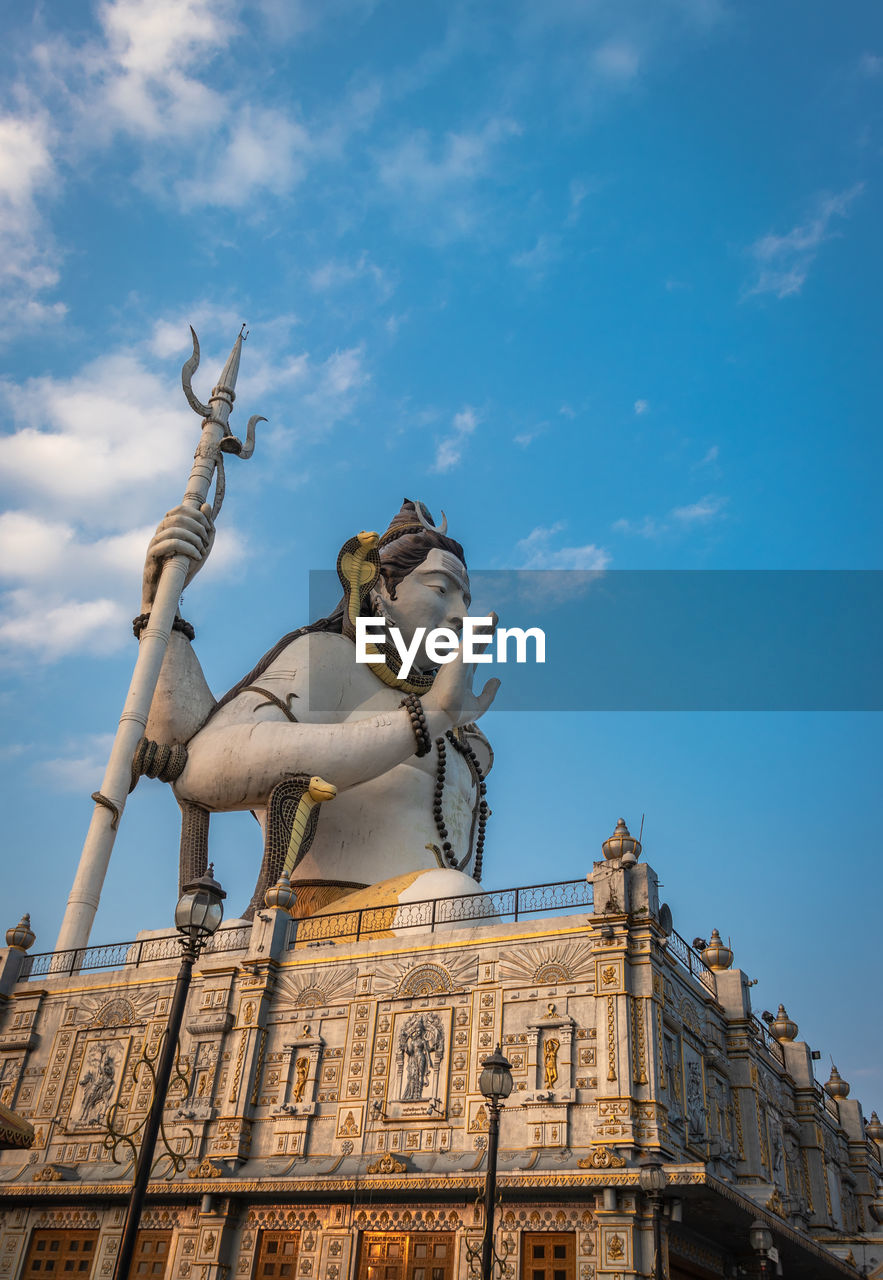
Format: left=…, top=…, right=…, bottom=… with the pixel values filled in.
left=481, top=1099, right=501, bottom=1280
left=112, top=942, right=196, bottom=1280
left=56, top=330, right=262, bottom=955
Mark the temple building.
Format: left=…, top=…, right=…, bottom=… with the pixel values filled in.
left=1, top=821, right=881, bottom=1280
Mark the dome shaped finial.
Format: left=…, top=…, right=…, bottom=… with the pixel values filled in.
left=700, top=929, right=734, bottom=971
left=6, top=914, right=35, bottom=952
left=601, top=818, right=642, bottom=864
left=769, top=1004, right=798, bottom=1042
left=824, top=1064, right=850, bottom=1099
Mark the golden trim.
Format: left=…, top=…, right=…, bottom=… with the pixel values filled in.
left=606, top=995, right=616, bottom=1082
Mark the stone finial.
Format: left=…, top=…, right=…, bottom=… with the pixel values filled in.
left=700, top=929, right=734, bottom=971
left=824, top=1065, right=850, bottom=1099
left=601, top=818, right=642, bottom=865
left=265, top=870, right=298, bottom=916
left=6, top=914, right=35, bottom=952
left=769, top=1004, right=799, bottom=1043
left=865, top=1112, right=883, bottom=1142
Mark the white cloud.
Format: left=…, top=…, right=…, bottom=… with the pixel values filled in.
left=513, top=423, right=547, bottom=448
left=177, top=107, right=311, bottom=208
left=309, top=252, right=394, bottom=301
left=592, top=40, right=640, bottom=80
left=0, top=113, right=66, bottom=329
left=614, top=493, right=728, bottom=538
left=511, top=233, right=561, bottom=280
left=0, top=332, right=262, bottom=663
left=517, top=523, right=611, bottom=571
left=376, top=118, right=521, bottom=238
left=97, top=0, right=233, bottom=141
left=858, top=52, right=882, bottom=77
left=432, top=405, right=480, bottom=473
left=40, top=733, right=116, bottom=790
left=671, top=494, right=727, bottom=523
left=744, top=184, right=864, bottom=300
left=634, top=399, right=649, bottom=415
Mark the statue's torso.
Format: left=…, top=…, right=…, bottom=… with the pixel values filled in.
left=179, top=632, right=491, bottom=888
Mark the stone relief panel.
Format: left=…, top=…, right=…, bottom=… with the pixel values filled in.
left=68, top=1036, right=130, bottom=1131
left=683, top=1045, right=707, bottom=1148
left=276, top=966, right=357, bottom=1012
left=383, top=1009, right=451, bottom=1119
left=499, top=941, right=594, bottom=987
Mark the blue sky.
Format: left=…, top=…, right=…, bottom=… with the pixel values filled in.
left=1, top=1, right=882, bottom=1110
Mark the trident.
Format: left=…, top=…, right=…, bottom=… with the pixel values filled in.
left=54, top=327, right=265, bottom=955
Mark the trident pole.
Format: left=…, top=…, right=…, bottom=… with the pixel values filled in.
left=54, top=328, right=264, bottom=955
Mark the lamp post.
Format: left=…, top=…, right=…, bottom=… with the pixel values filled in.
left=748, top=1220, right=774, bottom=1278
left=112, top=867, right=226, bottom=1280
left=478, top=1046, right=513, bottom=1280
left=639, top=1155, right=667, bottom=1280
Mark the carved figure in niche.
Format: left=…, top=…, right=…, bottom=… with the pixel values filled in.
left=397, top=1012, right=444, bottom=1101
left=686, top=1058, right=706, bottom=1140
left=196, top=1075, right=208, bottom=1099
left=607, top=1234, right=625, bottom=1261
left=543, top=1037, right=560, bottom=1090
left=141, top=499, right=498, bottom=913
left=76, top=1043, right=117, bottom=1127
left=663, top=1037, right=682, bottom=1124
left=292, top=1057, right=309, bottom=1103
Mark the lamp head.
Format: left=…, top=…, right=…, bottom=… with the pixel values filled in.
left=175, top=863, right=226, bottom=945
left=748, top=1220, right=773, bottom=1254
left=479, top=1045, right=514, bottom=1102
left=638, top=1154, right=667, bottom=1196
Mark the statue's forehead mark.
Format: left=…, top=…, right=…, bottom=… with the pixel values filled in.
left=416, top=551, right=471, bottom=603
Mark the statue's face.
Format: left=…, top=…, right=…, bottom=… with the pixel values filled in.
left=375, top=547, right=471, bottom=673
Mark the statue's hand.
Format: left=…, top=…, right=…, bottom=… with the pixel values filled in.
left=141, top=502, right=215, bottom=611
left=423, top=612, right=501, bottom=734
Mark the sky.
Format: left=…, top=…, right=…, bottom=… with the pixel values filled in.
left=1, top=0, right=882, bottom=1113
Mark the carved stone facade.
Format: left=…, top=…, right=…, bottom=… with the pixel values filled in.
left=0, top=858, right=880, bottom=1280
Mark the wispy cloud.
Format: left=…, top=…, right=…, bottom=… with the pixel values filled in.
left=308, top=252, right=394, bottom=301
left=432, top=405, right=480, bottom=473
left=592, top=40, right=640, bottom=81
left=613, top=493, right=728, bottom=539
left=517, top=523, right=611, bottom=571
left=634, top=399, right=649, bottom=415
left=375, top=117, right=521, bottom=239
left=0, top=113, right=66, bottom=329
left=744, top=184, right=864, bottom=300
left=40, top=734, right=116, bottom=791
left=511, top=233, right=561, bottom=281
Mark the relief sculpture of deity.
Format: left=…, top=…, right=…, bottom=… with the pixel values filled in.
left=140, top=499, right=499, bottom=919
left=397, top=1013, right=445, bottom=1101
left=543, top=1037, right=560, bottom=1090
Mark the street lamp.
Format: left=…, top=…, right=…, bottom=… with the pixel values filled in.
left=112, top=867, right=226, bottom=1280
left=748, top=1219, right=774, bottom=1278
left=478, top=1045, right=514, bottom=1280
left=639, top=1155, right=667, bottom=1280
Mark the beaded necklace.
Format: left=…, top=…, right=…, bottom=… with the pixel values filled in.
left=431, top=730, right=489, bottom=881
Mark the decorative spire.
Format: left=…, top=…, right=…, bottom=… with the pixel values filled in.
left=700, top=928, right=734, bottom=972
left=6, top=914, right=35, bottom=952
left=769, top=1004, right=798, bottom=1042
left=866, top=1112, right=883, bottom=1142
left=824, top=1064, right=850, bottom=1099
left=601, top=818, right=642, bottom=865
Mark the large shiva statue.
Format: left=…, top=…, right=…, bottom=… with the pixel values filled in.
left=139, top=497, right=500, bottom=920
